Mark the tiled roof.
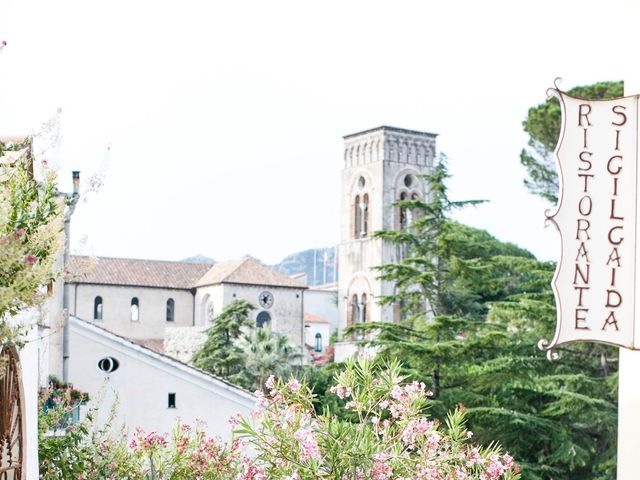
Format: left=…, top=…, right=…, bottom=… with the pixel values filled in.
left=304, top=313, right=329, bottom=324
left=196, top=257, right=306, bottom=289
left=68, top=256, right=212, bottom=289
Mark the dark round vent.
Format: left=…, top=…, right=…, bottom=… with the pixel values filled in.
left=97, top=357, right=120, bottom=373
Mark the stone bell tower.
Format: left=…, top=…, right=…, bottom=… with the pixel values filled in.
left=336, top=126, right=437, bottom=354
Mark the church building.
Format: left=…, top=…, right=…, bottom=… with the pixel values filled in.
left=335, top=126, right=437, bottom=361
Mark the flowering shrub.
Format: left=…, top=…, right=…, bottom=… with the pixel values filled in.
left=123, top=424, right=263, bottom=480
left=235, top=357, right=521, bottom=480
left=39, top=357, right=520, bottom=479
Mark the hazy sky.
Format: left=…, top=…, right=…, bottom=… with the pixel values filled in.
left=0, top=0, right=635, bottom=264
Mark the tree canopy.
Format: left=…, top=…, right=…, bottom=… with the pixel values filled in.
left=191, top=299, right=254, bottom=381
left=520, top=80, right=623, bottom=204
left=345, top=159, right=617, bottom=479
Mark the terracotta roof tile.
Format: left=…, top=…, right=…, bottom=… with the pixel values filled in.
left=68, top=256, right=212, bottom=289
left=196, top=257, right=306, bottom=289
left=304, top=313, right=329, bottom=324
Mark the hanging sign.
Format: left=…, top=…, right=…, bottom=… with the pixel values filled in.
left=540, top=83, right=640, bottom=358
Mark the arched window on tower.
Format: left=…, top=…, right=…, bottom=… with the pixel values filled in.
left=130, top=297, right=139, bottom=322
left=408, top=192, right=420, bottom=226
left=166, top=298, right=175, bottom=322
left=399, top=192, right=408, bottom=231
left=350, top=294, right=359, bottom=327
left=354, top=194, right=361, bottom=239
left=314, top=332, right=323, bottom=352
left=94, top=296, right=103, bottom=320
left=361, top=293, right=368, bottom=323
left=361, top=194, right=369, bottom=237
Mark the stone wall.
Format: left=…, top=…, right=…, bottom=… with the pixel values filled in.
left=163, top=326, right=207, bottom=363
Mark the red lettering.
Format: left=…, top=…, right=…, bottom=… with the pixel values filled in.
left=602, top=311, right=620, bottom=331
left=610, top=198, right=624, bottom=220
left=606, top=289, right=622, bottom=308
left=574, top=263, right=590, bottom=285
left=577, top=219, right=591, bottom=240
left=575, top=308, right=590, bottom=330
left=579, top=104, right=592, bottom=126
left=612, top=105, right=627, bottom=126
left=607, top=155, right=622, bottom=175
left=579, top=151, right=593, bottom=171
left=608, top=225, right=623, bottom=245
left=578, top=196, right=592, bottom=216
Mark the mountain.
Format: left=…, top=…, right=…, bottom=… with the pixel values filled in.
left=274, top=247, right=338, bottom=286
left=181, top=254, right=216, bottom=264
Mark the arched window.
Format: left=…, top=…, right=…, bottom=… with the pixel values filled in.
left=399, top=192, right=408, bottom=230
left=350, top=294, right=359, bottom=326
left=354, top=194, right=361, bottom=239
left=256, top=311, right=271, bottom=328
left=410, top=192, right=421, bottom=225
left=166, top=298, right=175, bottom=322
left=314, top=333, right=323, bottom=352
left=93, top=296, right=103, bottom=320
left=130, top=297, right=139, bottom=322
left=361, top=194, right=369, bottom=237
left=361, top=293, right=368, bottom=323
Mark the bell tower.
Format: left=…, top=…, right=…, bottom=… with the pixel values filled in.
left=336, top=126, right=437, bottom=346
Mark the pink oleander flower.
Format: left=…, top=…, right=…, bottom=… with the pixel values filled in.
left=293, top=427, right=322, bottom=462
left=371, top=459, right=393, bottom=480
left=287, top=378, right=301, bottom=392
left=265, top=375, right=276, bottom=391
left=229, top=412, right=242, bottom=427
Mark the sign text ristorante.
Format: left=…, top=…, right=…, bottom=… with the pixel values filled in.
left=542, top=89, right=639, bottom=355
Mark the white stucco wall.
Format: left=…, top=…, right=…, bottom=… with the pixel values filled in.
left=69, top=284, right=195, bottom=339
left=68, top=317, right=254, bottom=441
left=304, top=322, right=330, bottom=353
left=220, top=284, right=304, bottom=348
left=304, top=288, right=338, bottom=332
left=194, top=284, right=225, bottom=327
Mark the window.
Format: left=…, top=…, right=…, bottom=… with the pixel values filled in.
left=168, top=393, right=176, bottom=409
left=130, top=297, right=139, bottom=322
left=93, top=296, right=103, bottom=320
left=256, top=311, right=271, bottom=328
left=314, top=333, right=323, bottom=352
left=354, top=194, right=361, bottom=238
left=399, top=192, right=408, bottom=230
left=361, top=194, right=369, bottom=237
left=166, top=298, right=175, bottom=322
left=404, top=174, right=414, bottom=188
left=97, top=357, right=119, bottom=373
left=361, top=293, right=368, bottom=323
left=350, top=294, right=359, bottom=327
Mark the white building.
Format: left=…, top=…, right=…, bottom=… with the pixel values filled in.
left=335, top=126, right=436, bottom=361
left=66, top=255, right=307, bottom=357
left=68, top=316, right=255, bottom=439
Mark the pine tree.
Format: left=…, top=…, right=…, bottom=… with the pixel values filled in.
left=191, top=299, right=254, bottom=380
left=347, top=158, right=617, bottom=479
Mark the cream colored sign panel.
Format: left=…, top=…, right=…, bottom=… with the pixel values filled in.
left=541, top=89, right=639, bottom=357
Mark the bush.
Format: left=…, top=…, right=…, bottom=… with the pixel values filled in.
left=235, top=357, right=521, bottom=480
left=39, top=357, right=520, bottom=479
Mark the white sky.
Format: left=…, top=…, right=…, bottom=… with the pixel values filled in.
left=0, top=0, right=636, bottom=264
